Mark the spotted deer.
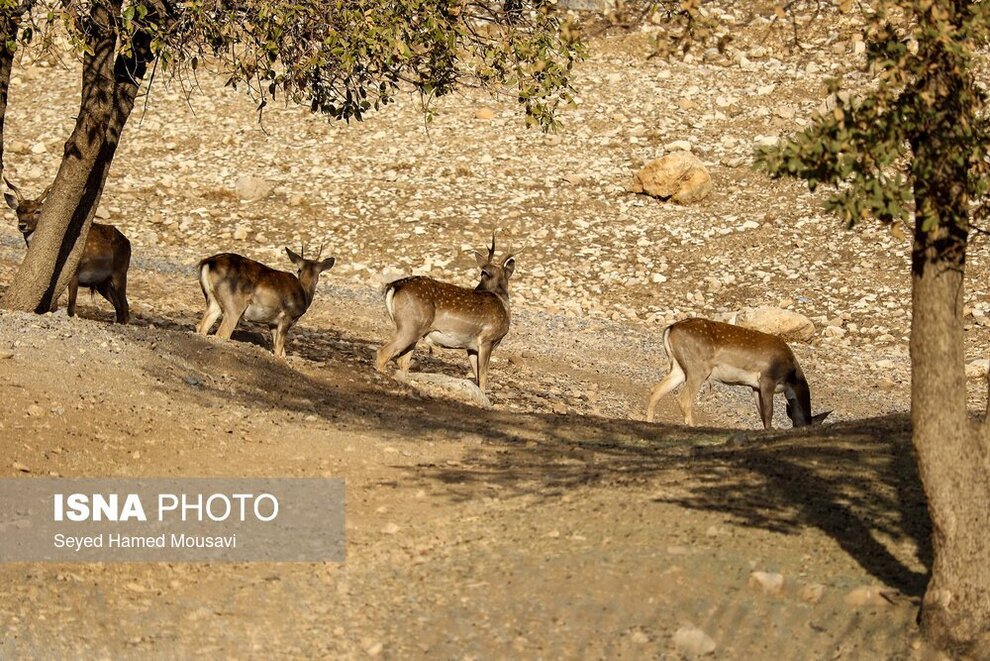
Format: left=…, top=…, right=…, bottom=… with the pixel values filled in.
left=5, top=177, right=131, bottom=323
left=646, top=318, right=831, bottom=429
left=375, top=234, right=516, bottom=391
left=196, top=246, right=335, bottom=359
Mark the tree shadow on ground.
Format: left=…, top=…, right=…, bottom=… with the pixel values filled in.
left=120, top=317, right=931, bottom=598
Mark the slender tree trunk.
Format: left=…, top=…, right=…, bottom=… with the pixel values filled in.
left=0, top=2, right=30, bottom=174
left=911, top=137, right=990, bottom=656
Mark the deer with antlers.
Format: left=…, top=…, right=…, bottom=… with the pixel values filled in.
left=646, top=318, right=830, bottom=429
left=376, top=234, right=517, bottom=391
left=4, top=177, right=131, bottom=324
left=196, top=244, right=335, bottom=359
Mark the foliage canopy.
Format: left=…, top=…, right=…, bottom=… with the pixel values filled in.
left=4, top=0, right=582, bottom=129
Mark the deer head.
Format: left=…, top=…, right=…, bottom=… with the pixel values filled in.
left=4, top=177, right=52, bottom=243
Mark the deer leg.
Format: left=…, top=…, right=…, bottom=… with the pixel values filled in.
left=476, top=344, right=493, bottom=391
left=216, top=303, right=246, bottom=340
left=197, top=299, right=223, bottom=335
left=468, top=350, right=480, bottom=383
left=676, top=370, right=708, bottom=427
left=272, top=320, right=292, bottom=360
left=396, top=349, right=414, bottom=372
left=95, top=281, right=120, bottom=321
left=646, top=360, right=686, bottom=422
left=66, top=275, right=79, bottom=317
left=111, top=269, right=129, bottom=324
left=376, top=328, right=419, bottom=373
left=757, top=377, right=776, bottom=430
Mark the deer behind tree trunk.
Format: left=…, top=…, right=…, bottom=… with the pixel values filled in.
left=5, top=178, right=131, bottom=323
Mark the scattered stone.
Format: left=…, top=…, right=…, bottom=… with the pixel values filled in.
left=965, top=359, right=990, bottom=380
left=30, top=142, right=47, bottom=155
left=629, top=151, right=712, bottom=204
left=822, top=325, right=846, bottom=339
left=474, top=107, right=496, bottom=120
left=394, top=371, right=492, bottom=408
left=672, top=626, right=717, bottom=657
left=664, top=139, right=692, bottom=152
left=748, top=571, right=784, bottom=596
left=732, top=307, right=816, bottom=342
left=844, top=585, right=890, bottom=607
left=0, top=350, right=13, bottom=359
left=233, top=175, right=275, bottom=202
left=26, top=404, right=44, bottom=417
left=12, top=461, right=31, bottom=473
left=381, top=523, right=400, bottom=535
left=799, top=583, right=826, bottom=604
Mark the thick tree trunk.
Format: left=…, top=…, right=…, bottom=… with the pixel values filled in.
left=911, top=140, right=990, bottom=656
left=0, top=0, right=154, bottom=314
left=0, top=0, right=118, bottom=313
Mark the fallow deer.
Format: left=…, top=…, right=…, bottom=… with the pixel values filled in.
left=5, top=177, right=131, bottom=324
left=375, top=234, right=516, bottom=391
left=646, top=318, right=830, bottom=429
left=196, top=246, right=335, bottom=359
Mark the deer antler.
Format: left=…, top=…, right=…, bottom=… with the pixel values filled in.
left=317, top=240, right=326, bottom=260
left=487, top=231, right=496, bottom=263
left=3, top=176, right=22, bottom=200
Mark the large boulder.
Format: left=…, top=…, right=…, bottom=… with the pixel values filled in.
left=732, top=306, right=816, bottom=342
left=629, top=151, right=712, bottom=204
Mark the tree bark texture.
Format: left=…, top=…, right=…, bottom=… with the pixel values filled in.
left=0, top=0, right=153, bottom=313
left=911, top=130, right=990, bottom=658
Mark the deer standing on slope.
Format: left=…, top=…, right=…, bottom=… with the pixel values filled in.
left=376, top=234, right=516, bottom=391
left=196, top=246, right=335, bottom=359
left=5, top=178, right=131, bottom=324
left=646, top=318, right=831, bottom=429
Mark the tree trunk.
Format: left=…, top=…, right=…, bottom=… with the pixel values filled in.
left=0, top=2, right=29, bottom=174
left=0, top=0, right=154, bottom=314
left=0, top=0, right=118, bottom=313
left=911, top=140, right=990, bottom=656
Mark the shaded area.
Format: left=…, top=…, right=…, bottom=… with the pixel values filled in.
left=113, top=315, right=932, bottom=598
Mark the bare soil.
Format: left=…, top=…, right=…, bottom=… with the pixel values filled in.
left=0, top=6, right=977, bottom=659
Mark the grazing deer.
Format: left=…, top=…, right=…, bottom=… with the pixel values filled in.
left=196, top=246, right=335, bottom=359
left=376, top=234, right=516, bottom=391
left=5, top=177, right=131, bottom=324
left=646, top=318, right=830, bottom=429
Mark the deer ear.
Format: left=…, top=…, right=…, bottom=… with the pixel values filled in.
left=473, top=251, right=489, bottom=267
left=285, top=247, right=304, bottom=266
left=4, top=191, right=18, bottom=210
left=811, top=411, right=831, bottom=425
left=319, top=256, right=336, bottom=272
left=502, top=256, right=515, bottom=278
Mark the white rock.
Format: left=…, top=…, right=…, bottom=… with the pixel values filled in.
left=664, top=140, right=693, bottom=152
left=629, top=152, right=712, bottom=204
left=673, top=626, right=717, bottom=657
left=734, top=307, right=816, bottom=342
left=823, top=325, right=846, bottom=339
left=748, top=571, right=784, bottom=595
left=234, top=175, right=275, bottom=202
left=965, top=359, right=990, bottom=379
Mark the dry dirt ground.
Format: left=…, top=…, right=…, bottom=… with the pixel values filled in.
left=0, top=5, right=982, bottom=659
